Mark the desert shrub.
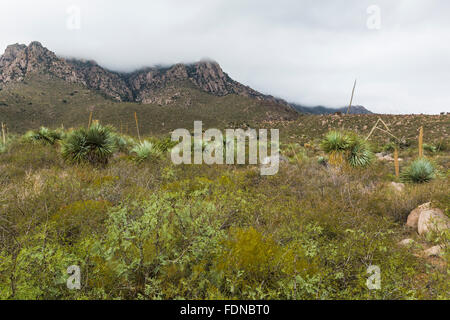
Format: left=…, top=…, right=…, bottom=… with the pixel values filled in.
left=317, top=156, right=328, bottom=166
left=216, top=227, right=320, bottom=299
left=111, top=133, right=136, bottom=154
left=61, top=124, right=116, bottom=166
left=423, top=143, right=437, bottom=153
left=51, top=200, right=111, bottom=243
left=131, top=140, right=162, bottom=163
left=23, top=127, right=62, bottom=145
left=0, top=142, right=6, bottom=154
left=382, top=142, right=397, bottom=153
left=401, top=158, right=436, bottom=183
left=154, top=136, right=178, bottom=152
left=86, top=193, right=225, bottom=299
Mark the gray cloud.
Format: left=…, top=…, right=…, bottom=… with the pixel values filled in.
left=1, top=0, right=449, bottom=114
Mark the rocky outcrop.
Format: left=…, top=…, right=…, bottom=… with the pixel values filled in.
left=0, top=42, right=292, bottom=108
left=0, top=42, right=78, bottom=83
left=126, top=60, right=287, bottom=105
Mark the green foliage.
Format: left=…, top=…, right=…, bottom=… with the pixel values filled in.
left=154, top=136, right=178, bottom=152
left=320, top=131, right=350, bottom=153
left=111, top=133, right=136, bottom=154
left=131, top=140, right=163, bottom=163
left=0, top=117, right=448, bottom=300
left=401, top=158, right=436, bottom=183
left=346, top=135, right=374, bottom=168
left=321, top=131, right=373, bottom=168
left=61, top=124, right=116, bottom=166
left=423, top=143, right=437, bottom=153
left=23, top=127, right=62, bottom=145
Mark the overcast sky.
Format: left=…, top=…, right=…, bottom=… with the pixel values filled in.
left=1, top=0, right=449, bottom=114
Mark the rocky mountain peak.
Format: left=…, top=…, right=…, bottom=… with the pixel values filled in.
left=0, top=41, right=291, bottom=108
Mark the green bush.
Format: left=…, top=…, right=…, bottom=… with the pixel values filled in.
left=401, top=158, right=436, bottom=183
left=61, top=124, right=116, bottom=166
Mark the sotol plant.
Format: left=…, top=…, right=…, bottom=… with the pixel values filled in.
left=320, top=131, right=373, bottom=168
left=401, top=158, right=436, bottom=183
left=131, top=140, right=163, bottom=163
left=61, top=124, right=116, bottom=166
left=23, top=127, right=62, bottom=145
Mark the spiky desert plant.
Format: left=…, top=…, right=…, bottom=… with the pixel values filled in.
left=346, top=135, right=374, bottom=168
left=320, top=131, right=350, bottom=165
left=111, top=132, right=136, bottom=154
left=401, top=158, right=436, bottom=183
left=23, top=127, right=62, bottom=145
left=131, top=140, right=162, bottom=163
left=61, top=124, right=116, bottom=166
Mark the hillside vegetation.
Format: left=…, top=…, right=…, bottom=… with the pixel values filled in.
left=0, top=75, right=296, bottom=135
left=0, top=119, right=448, bottom=300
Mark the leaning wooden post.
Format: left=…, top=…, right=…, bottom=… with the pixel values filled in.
left=394, top=148, right=400, bottom=178
left=418, top=126, right=423, bottom=157
left=134, top=112, right=141, bottom=142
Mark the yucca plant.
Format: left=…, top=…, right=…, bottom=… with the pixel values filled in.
left=320, top=131, right=351, bottom=153
left=346, top=135, right=374, bottom=168
left=23, top=127, right=62, bottom=145
left=320, top=131, right=373, bottom=168
left=401, top=158, right=436, bottom=183
left=131, top=140, right=162, bottom=163
left=61, top=124, right=116, bottom=166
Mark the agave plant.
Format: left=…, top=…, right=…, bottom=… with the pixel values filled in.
left=23, top=127, right=62, bottom=145
left=61, top=124, right=116, bottom=166
left=401, top=158, right=436, bottom=183
left=131, top=140, right=163, bottom=163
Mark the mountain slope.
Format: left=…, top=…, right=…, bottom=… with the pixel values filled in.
left=0, top=41, right=297, bottom=133
left=0, top=74, right=296, bottom=134
left=290, top=103, right=373, bottom=115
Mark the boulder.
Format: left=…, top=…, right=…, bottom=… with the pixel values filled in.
left=406, top=202, right=431, bottom=229
left=390, top=182, right=405, bottom=193
left=398, top=239, right=415, bottom=247
left=418, top=208, right=450, bottom=236
left=424, top=245, right=444, bottom=257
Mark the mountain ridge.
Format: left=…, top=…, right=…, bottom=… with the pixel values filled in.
left=290, top=103, right=373, bottom=115
left=0, top=41, right=290, bottom=108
